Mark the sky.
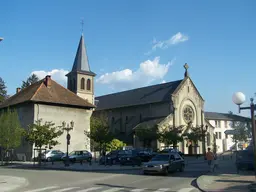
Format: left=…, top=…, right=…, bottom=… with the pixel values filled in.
left=0, top=0, right=255, bottom=117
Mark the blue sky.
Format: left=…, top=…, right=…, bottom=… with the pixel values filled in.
left=0, top=0, right=255, bottom=117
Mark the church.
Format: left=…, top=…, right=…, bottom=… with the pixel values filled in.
left=94, top=64, right=215, bottom=155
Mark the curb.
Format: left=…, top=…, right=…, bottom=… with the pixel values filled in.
left=4, top=164, right=142, bottom=172
left=195, top=174, right=217, bottom=192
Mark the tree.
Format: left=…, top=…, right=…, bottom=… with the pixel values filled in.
left=106, top=139, right=126, bottom=151
left=135, top=124, right=159, bottom=148
left=0, top=77, right=7, bottom=103
left=158, top=125, right=184, bottom=149
left=25, top=119, right=63, bottom=164
left=231, top=121, right=250, bottom=147
left=0, top=109, right=24, bottom=165
left=21, top=74, right=39, bottom=89
left=85, top=116, right=113, bottom=153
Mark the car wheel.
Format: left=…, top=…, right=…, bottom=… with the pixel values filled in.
left=180, top=165, right=185, bottom=172
left=143, top=171, right=147, bottom=175
left=47, top=157, right=51, bottom=162
left=112, top=159, right=116, bottom=164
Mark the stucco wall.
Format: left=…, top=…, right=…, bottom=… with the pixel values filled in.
left=76, top=73, right=94, bottom=105
left=15, top=103, right=34, bottom=161
left=34, top=104, right=92, bottom=154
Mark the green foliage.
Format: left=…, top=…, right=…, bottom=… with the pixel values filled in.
left=21, top=74, right=39, bottom=89
left=135, top=124, right=159, bottom=148
left=0, top=77, right=7, bottom=103
left=106, top=139, right=126, bottom=151
left=25, top=119, right=63, bottom=149
left=0, top=109, right=24, bottom=150
left=183, top=126, right=203, bottom=144
left=158, top=125, right=184, bottom=148
left=85, top=116, right=113, bottom=151
left=232, top=121, right=249, bottom=143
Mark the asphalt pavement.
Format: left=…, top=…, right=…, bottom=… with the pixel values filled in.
left=0, top=163, right=206, bottom=192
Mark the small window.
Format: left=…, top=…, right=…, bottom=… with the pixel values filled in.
left=225, top=134, right=228, bottom=139
left=218, top=132, right=222, bottom=139
left=225, top=121, right=228, bottom=128
left=188, top=86, right=190, bottom=93
left=86, top=79, right=91, bottom=90
left=81, top=78, right=85, bottom=89
left=215, top=132, right=218, bottom=139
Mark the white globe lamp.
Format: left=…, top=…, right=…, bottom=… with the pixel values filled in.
left=232, top=92, right=246, bottom=106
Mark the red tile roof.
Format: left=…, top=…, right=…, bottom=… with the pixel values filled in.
left=0, top=76, right=95, bottom=109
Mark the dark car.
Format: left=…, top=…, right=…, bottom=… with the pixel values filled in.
left=160, top=148, right=184, bottom=158
left=120, top=150, right=142, bottom=166
left=99, top=150, right=121, bottom=165
left=142, top=152, right=185, bottom=175
left=137, top=150, right=153, bottom=162
left=236, top=149, right=254, bottom=172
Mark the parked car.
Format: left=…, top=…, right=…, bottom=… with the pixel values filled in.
left=142, top=152, right=185, bottom=175
left=160, top=148, right=184, bottom=158
left=236, top=149, right=254, bottom=172
left=120, top=150, right=142, bottom=166
left=61, top=150, right=92, bottom=164
left=41, top=150, right=64, bottom=162
left=137, top=150, right=153, bottom=162
left=99, top=150, right=121, bottom=165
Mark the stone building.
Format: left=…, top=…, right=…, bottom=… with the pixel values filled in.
left=94, top=64, right=215, bottom=154
left=0, top=34, right=95, bottom=161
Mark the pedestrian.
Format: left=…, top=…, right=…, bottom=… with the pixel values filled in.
left=206, top=147, right=214, bottom=172
left=213, top=153, right=219, bottom=172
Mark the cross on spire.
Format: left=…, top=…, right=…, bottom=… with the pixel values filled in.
left=183, top=63, right=189, bottom=78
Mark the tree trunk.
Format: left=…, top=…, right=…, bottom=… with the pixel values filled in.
left=38, top=146, right=42, bottom=166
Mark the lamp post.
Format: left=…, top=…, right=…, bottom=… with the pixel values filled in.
left=232, top=92, right=256, bottom=178
left=62, top=121, right=74, bottom=167
left=0, top=37, right=3, bottom=42
left=201, top=125, right=208, bottom=157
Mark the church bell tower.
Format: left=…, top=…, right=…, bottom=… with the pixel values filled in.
left=66, top=34, right=96, bottom=105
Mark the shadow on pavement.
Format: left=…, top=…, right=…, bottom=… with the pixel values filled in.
left=1, top=163, right=206, bottom=178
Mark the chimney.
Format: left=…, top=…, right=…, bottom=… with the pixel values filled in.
left=44, top=75, right=51, bottom=88
left=16, top=87, right=21, bottom=93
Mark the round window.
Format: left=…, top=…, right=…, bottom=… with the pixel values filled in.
left=183, top=105, right=194, bottom=123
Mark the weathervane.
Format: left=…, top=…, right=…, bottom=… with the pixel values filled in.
left=183, top=63, right=189, bottom=78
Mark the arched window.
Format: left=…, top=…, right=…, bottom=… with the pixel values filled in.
left=86, top=79, right=91, bottom=90
left=81, top=78, right=85, bottom=90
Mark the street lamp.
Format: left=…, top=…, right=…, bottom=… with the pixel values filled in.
left=62, top=121, right=74, bottom=167
left=0, top=37, right=3, bottom=42
left=233, top=92, right=256, bottom=178
left=201, top=125, right=208, bottom=157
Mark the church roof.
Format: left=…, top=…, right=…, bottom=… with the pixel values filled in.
left=95, top=80, right=183, bottom=110
left=205, top=111, right=250, bottom=122
left=68, top=34, right=96, bottom=77
left=0, top=76, right=95, bottom=109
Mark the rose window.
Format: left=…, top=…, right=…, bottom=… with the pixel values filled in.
left=183, top=105, right=194, bottom=123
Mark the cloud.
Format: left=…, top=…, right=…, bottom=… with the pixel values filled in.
left=31, top=69, right=69, bottom=86
left=161, top=80, right=166, bottom=84
left=145, top=32, right=188, bottom=55
left=96, top=57, right=174, bottom=90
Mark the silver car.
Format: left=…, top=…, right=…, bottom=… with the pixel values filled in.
left=42, top=150, right=64, bottom=162
left=142, top=153, right=185, bottom=175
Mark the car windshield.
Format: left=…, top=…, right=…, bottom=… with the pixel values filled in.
left=151, top=154, right=169, bottom=161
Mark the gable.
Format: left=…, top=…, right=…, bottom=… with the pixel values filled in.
left=173, top=77, right=204, bottom=101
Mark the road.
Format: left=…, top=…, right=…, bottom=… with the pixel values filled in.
left=0, top=164, right=206, bottom=192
